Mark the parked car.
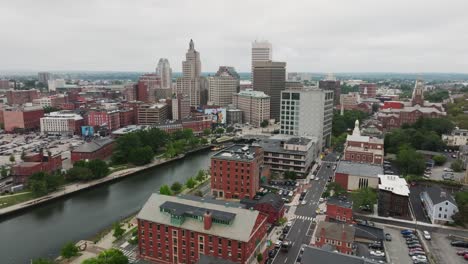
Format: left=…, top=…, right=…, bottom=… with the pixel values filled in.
left=408, top=244, right=422, bottom=248
left=275, top=240, right=282, bottom=248
left=268, top=249, right=277, bottom=258
left=385, top=233, right=392, bottom=241
left=456, top=250, right=468, bottom=256
left=409, top=251, right=425, bottom=256
left=412, top=255, right=427, bottom=261
left=401, top=229, right=414, bottom=235
left=407, top=240, right=421, bottom=245
left=451, top=241, right=468, bottom=248
left=301, top=200, right=307, bottom=205
left=279, top=234, right=286, bottom=241
left=423, top=231, right=431, bottom=240
left=370, top=250, right=385, bottom=257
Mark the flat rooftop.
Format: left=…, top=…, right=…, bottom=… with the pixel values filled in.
left=335, top=161, right=383, bottom=177
left=378, top=174, right=409, bottom=197
left=213, top=144, right=259, bottom=161
left=327, top=196, right=353, bottom=209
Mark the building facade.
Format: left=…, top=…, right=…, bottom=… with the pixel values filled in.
left=211, top=145, right=264, bottom=200
left=40, top=111, right=84, bottom=135
left=6, top=89, right=39, bottom=105
left=86, top=109, right=121, bottom=131
left=232, top=89, right=270, bottom=127
left=252, top=61, right=286, bottom=121
left=319, top=75, right=341, bottom=106
left=442, top=128, right=468, bottom=147
left=334, top=161, right=383, bottom=191
left=208, top=67, right=240, bottom=107
left=420, top=186, right=459, bottom=224
left=137, top=103, right=169, bottom=125
left=378, top=175, right=410, bottom=218
left=359, top=83, right=377, bottom=99
left=343, top=120, right=384, bottom=165
left=71, top=138, right=114, bottom=163
left=172, top=94, right=191, bottom=121
left=314, top=222, right=355, bottom=255
left=3, top=105, right=44, bottom=132
left=241, top=193, right=285, bottom=225
left=251, top=40, right=272, bottom=72
left=12, top=152, right=62, bottom=184
left=226, top=109, right=242, bottom=125
left=137, top=194, right=268, bottom=264
left=156, top=58, right=173, bottom=90
left=326, top=197, right=353, bottom=224
left=176, top=39, right=202, bottom=107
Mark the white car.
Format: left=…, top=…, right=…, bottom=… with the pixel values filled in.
left=315, top=177, right=319, bottom=181
left=275, top=240, right=282, bottom=248
left=423, top=230, right=431, bottom=240
left=444, top=168, right=454, bottom=172
left=319, top=198, right=324, bottom=203
left=301, top=200, right=307, bottom=205
left=412, top=255, right=427, bottom=261
left=286, top=221, right=293, bottom=227
left=370, top=250, right=385, bottom=257
left=288, top=191, right=293, bottom=197
left=278, top=190, right=283, bottom=195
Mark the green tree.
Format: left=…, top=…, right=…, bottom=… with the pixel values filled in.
left=260, top=120, right=269, bottom=128
left=0, top=165, right=8, bottom=178
left=352, top=188, right=377, bottom=212
left=129, top=146, right=154, bottom=165
left=32, top=258, right=54, bottom=264
left=82, top=248, right=129, bottom=264
left=113, top=223, right=125, bottom=239
left=331, top=133, right=347, bottom=153
left=60, top=242, right=79, bottom=260
left=196, top=170, right=206, bottom=182
left=186, top=177, right=196, bottom=188
left=284, top=171, right=297, bottom=180
left=432, top=155, right=447, bottom=166
left=66, top=166, right=93, bottom=181
left=451, top=160, right=464, bottom=172
left=171, top=181, right=183, bottom=194
left=453, top=191, right=468, bottom=225
left=215, top=127, right=225, bottom=134
left=9, top=154, right=15, bottom=163
left=200, top=138, right=208, bottom=144
left=257, top=253, right=263, bottom=263
left=326, top=182, right=346, bottom=197
left=87, top=159, right=109, bottom=179
left=159, top=184, right=172, bottom=195
left=43, top=106, right=61, bottom=113
left=203, top=128, right=211, bottom=136
left=29, top=180, right=48, bottom=197
left=396, top=145, right=426, bottom=176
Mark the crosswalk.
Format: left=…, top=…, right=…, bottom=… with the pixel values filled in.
left=119, top=248, right=137, bottom=263
left=293, top=215, right=315, bottom=221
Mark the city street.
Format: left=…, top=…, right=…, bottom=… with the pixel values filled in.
left=272, top=153, right=337, bottom=264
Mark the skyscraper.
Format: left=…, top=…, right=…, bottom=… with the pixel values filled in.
left=319, top=73, right=341, bottom=106
left=252, top=40, right=272, bottom=67
left=208, top=66, right=240, bottom=106
left=279, top=87, right=333, bottom=150
left=252, top=61, right=286, bottom=121
left=156, top=58, right=172, bottom=90
left=176, top=39, right=201, bottom=107
left=38, top=72, right=51, bottom=85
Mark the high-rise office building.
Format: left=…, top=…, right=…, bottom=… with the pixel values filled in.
left=252, top=40, right=272, bottom=67
left=176, top=39, right=201, bottom=107
left=279, top=87, right=334, bottom=150
left=38, top=72, right=51, bottom=85
left=319, top=73, right=341, bottom=106
left=252, top=61, right=286, bottom=121
left=208, top=66, right=240, bottom=107
left=172, top=93, right=191, bottom=120
left=156, top=58, right=172, bottom=90
left=232, top=89, right=270, bottom=127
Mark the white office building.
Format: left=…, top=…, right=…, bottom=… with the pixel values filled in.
left=156, top=58, right=172, bottom=90
left=40, top=111, right=83, bottom=135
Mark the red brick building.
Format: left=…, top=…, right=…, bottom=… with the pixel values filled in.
left=241, top=193, right=285, bottom=225
left=334, top=161, right=383, bottom=191
left=3, top=105, right=44, bottom=132
left=71, top=138, right=114, bottom=163
left=381, top=101, right=404, bottom=110
left=211, top=145, right=264, bottom=200
left=86, top=109, right=121, bottom=131
left=181, top=115, right=211, bottom=135
left=137, top=194, right=268, bottom=264
left=138, top=74, right=161, bottom=103
left=359, top=83, right=377, bottom=99
left=343, top=120, right=384, bottom=165
left=12, top=152, right=62, bottom=184
left=6, top=89, right=39, bottom=105
left=119, top=108, right=135, bottom=127
left=314, top=221, right=355, bottom=255
left=326, top=197, right=353, bottom=224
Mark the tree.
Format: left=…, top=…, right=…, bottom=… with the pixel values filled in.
left=171, top=181, right=183, bottom=194
left=396, top=145, right=426, bottom=176
left=32, top=258, right=55, bottom=264
left=113, top=223, right=125, bottom=239
left=451, top=160, right=464, bottom=172
left=326, top=182, right=346, bottom=197
left=87, top=159, right=109, bottom=179
left=66, top=166, right=93, bottom=181
left=186, top=177, right=196, bottom=189
left=226, top=126, right=234, bottom=133
left=129, top=146, right=154, bottom=165
left=371, top=103, right=380, bottom=113
left=60, top=242, right=79, bottom=259
left=203, top=128, right=211, bottom=136
left=352, top=188, right=377, bottom=212
left=284, top=171, right=297, bottom=180
left=28, top=172, right=63, bottom=197
left=82, top=248, right=129, bottom=264
left=433, top=155, right=447, bottom=166
left=260, top=120, right=269, bottom=128
left=159, top=184, right=172, bottom=195
left=257, top=253, right=263, bottom=263
left=215, top=127, right=225, bottom=134
left=194, top=190, right=203, bottom=197
left=200, top=138, right=208, bottom=144
left=454, top=191, right=468, bottom=225
left=9, top=154, right=15, bottom=163
left=196, top=170, right=206, bottom=182
left=0, top=165, right=8, bottom=178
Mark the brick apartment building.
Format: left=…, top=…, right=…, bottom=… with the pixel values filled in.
left=12, top=152, right=62, bottom=184
left=119, top=108, right=135, bottom=127
left=241, top=193, right=285, bottom=225
left=86, top=109, right=121, bottom=131
left=137, top=194, right=268, bottom=264
left=359, top=83, right=377, bottom=99
left=71, top=138, right=114, bottom=163
left=314, top=221, right=355, bottom=255
left=343, top=120, right=384, bottom=165
left=211, top=145, right=264, bottom=200
left=3, top=105, right=44, bottom=132
left=326, top=196, right=354, bottom=224
left=378, top=174, right=410, bottom=218
left=6, top=89, right=39, bottom=105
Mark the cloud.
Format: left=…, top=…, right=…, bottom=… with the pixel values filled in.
left=1, top=0, right=467, bottom=73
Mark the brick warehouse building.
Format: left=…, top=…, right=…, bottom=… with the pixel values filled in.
left=378, top=174, right=410, bottom=218
left=12, top=152, right=62, bottom=184
left=211, top=145, right=264, bottom=200
left=6, top=89, right=39, bottom=105
left=71, top=138, right=114, bottom=163
left=240, top=193, right=285, bottom=225
left=86, top=109, right=121, bottom=131
left=3, top=105, right=44, bottom=132
left=137, top=194, right=268, bottom=264
left=314, top=221, right=355, bottom=255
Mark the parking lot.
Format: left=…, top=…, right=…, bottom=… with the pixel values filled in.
left=383, top=227, right=414, bottom=264
left=426, top=232, right=466, bottom=264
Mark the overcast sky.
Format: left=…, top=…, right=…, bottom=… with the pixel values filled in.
left=1, top=0, right=468, bottom=73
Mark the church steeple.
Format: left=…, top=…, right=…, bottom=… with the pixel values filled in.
left=411, top=79, right=425, bottom=106
left=189, top=39, right=194, bottom=50
left=352, top=119, right=361, bottom=136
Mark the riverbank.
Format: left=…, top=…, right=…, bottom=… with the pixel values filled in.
left=0, top=145, right=211, bottom=218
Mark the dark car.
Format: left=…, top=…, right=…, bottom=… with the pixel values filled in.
left=385, top=233, right=392, bottom=241
left=279, top=234, right=286, bottom=241
left=451, top=241, right=468, bottom=248
left=282, top=226, right=290, bottom=234
left=268, top=249, right=277, bottom=258
left=408, top=244, right=422, bottom=248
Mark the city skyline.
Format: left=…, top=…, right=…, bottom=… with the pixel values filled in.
left=1, top=0, right=468, bottom=73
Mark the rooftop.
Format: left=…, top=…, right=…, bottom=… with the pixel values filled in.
left=317, top=221, right=355, bottom=243
left=421, top=186, right=457, bottom=206
left=336, top=161, right=383, bottom=178
left=302, top=246, right=377, bottom=264
left=256, top=135, right=317, bottom=155
left=236, top=89, right=270, bottom=98
left=327, top=196, right=353, bottom=209
left=240, top=193, right=284, bottom=211
left=378, top=174, right=409, bottom=197
left=213, top=144, right=259, bottom=161
left=344, top=146, right=384, bottom=155
left=72, top=138, right=114, bottom=153
left=137, top=193, right=261, bottom=242
left=354, top=224, right=385, bottom=241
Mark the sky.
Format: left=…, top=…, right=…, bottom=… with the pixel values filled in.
left=1, top=0, right=468, bottom=73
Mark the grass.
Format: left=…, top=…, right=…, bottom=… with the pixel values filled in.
left=0, top=192, right=35, bottom=208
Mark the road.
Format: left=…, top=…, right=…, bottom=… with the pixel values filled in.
left=272, top=153, right=337, bottom=264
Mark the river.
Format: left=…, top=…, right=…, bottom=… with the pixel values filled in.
left=0, top=150, right=212, bottom=264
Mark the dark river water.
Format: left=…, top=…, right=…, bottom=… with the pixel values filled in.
left=0, top=150, right=212, bottom=264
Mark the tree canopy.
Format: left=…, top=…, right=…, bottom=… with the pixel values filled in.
left=396, top=145, right=426, bottom=176
left=82, top=248, right=129, bottom=264
left=28, top=172, right=63, bottom=197
left=332, top=110, right=369, bottom=137
left=352, top=188, right=377, bottom=212
left=60, top=242, right=79, bottom=259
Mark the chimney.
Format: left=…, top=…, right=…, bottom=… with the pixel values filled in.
left=204, top=211, right=212, bottom=230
